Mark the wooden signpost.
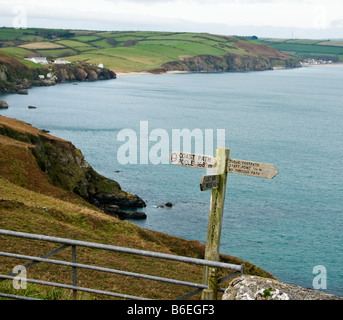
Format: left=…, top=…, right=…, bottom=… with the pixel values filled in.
left=170, top=147, right=278, bottom=300
left=200, top=174, right=220, bottom=191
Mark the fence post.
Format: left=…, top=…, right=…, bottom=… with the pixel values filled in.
left=72, top=245, right=77, bottom=300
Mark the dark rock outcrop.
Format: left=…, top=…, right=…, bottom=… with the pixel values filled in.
left=103, top=204, right=147, bottom=220
left=0, top=100, right=8, bottom=108
left=0, top=52, right=116, bottom=94
left=53, top=64, right=116, bottom=83
left=30, top=134, right=146, bottom=212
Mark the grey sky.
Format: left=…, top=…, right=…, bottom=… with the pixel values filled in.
left=1, top=0, right=342, bottom=38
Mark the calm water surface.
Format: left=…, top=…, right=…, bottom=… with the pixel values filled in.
left=1, top=66, right=342, bottom=296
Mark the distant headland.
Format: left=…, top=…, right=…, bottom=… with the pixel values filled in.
left=0, top=27, right=304, bottom=94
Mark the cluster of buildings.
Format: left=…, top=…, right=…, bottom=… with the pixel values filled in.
left=24, top=57, right=105, bottom=69
left=300, top=58, right=334, bottom=66
left=24, top=57, right=71, bottom=65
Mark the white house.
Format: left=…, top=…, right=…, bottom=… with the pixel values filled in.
left=24, top=57, right=49, bottom=65
left=54, top=59, right=71, bottom=65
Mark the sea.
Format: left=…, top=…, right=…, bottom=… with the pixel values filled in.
left=1, top=65, right=342, bottom=297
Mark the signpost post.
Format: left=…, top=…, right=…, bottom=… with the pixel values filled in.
left=170, top=147, right=278, bottom=300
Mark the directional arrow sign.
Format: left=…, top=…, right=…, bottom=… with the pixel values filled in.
left=227, top=158, right=278, bottom=179
left=200, top=174, right=220, bottom=191
left=170, top=151, right=216, bottom=169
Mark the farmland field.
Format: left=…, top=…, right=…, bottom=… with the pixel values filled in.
left=261, top=38, right=343, bottom=61
left=19, top=42, right=65, bottom=50
left=0, top=27, right=309, bottom=72
left=317, top=41, right=343, bottom=47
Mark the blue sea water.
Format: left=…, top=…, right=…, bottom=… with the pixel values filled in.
left=1, top=66, right=342, bottom=297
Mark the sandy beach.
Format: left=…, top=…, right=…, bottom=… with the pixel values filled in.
left=115, top=70, right=190, bottom=77
left=115, top=64, right=343, bottom=77
left=115, top=71, right=151, bottom=78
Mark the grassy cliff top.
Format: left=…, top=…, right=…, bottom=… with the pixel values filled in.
left=0, top=27, right=290, bottom=72
left=260, top=37, right=343, bottom=62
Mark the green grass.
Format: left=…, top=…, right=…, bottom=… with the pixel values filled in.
left=284, top=39, right=321, bottom=45
left=137, top=43, right=189, bottom=60
left=168, top=42, right=227, bottom=56
left=20, top=60, right=44, bottom=68
left=261, top=38, right=343, bottom=60
left=0, top=47, right=35, bottom=59
left=36, top=48, right=78, bottom=58
left=55, top=40, right=92, bottom=48
left=18, top=35, right=45, bottom=42
left=0, top=27, right=299, bottom=73
left=265, top=42, right=343, bottom=54
left=317, top=40, right=343, bottom=47
left=66, top=53, right=148, bottom=71
left=0, top=281, right=70, bottom=300
left=89, top=39, right=116, bottom=49
left=73, top=46, right=96, bottom=52
left=0, top=30, right=22, bottom=40
left=71, top=35, right=100, bottom=42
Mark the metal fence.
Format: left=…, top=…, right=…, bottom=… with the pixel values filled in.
left=0, top=229, right=244, bottom=300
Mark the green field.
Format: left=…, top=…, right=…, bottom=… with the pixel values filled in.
left=260, top=38, right=343, bottom=61
left=55, top=39, right=93, bottom=48
left=1, top=27, right=293, bottom=72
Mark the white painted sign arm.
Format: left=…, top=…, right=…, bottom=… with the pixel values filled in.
left=227, top=158, right=279, bottom=179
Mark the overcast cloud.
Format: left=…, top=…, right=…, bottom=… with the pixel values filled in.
left=0, top=0, right=342, bottom=38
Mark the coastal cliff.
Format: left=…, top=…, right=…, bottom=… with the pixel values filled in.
left=0, top=53, right=116, bottom=94
left=0, top=115, right=145, bottom=219
left=160, top=53, right=300, bottom=73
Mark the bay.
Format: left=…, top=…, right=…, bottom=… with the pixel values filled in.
left=1, top=66, right=342, bottom=297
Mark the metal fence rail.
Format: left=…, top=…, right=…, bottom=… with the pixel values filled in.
left=0, top=229, right=244, bottom=300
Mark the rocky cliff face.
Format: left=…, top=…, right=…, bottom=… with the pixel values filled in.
left=0, top=53, right=116, bottom=94
left=31, top=134, right=146, bottom=211
left=0, top=116, right=146, bottom=219
left=161, top=54, right=272, bottom=72
left=53, top=64, right=116, bottom=83
left=160, top=53, right=300, bottom=73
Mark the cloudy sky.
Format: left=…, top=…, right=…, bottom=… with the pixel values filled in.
left=1, top=0, right=343, bottom=38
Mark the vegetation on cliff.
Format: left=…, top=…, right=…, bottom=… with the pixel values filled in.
left=0, top=115, right=273, bottom=300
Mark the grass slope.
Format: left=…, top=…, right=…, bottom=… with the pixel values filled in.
left=260, top=38, right=343, bottom=61
left=1, top=27, right=290, bottom=72
left=0, top=116, right=273, bottom=300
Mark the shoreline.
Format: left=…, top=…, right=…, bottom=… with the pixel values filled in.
left=302, top=62, right=343, bottom=68
left=116, top=63, right=343, bottom=77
